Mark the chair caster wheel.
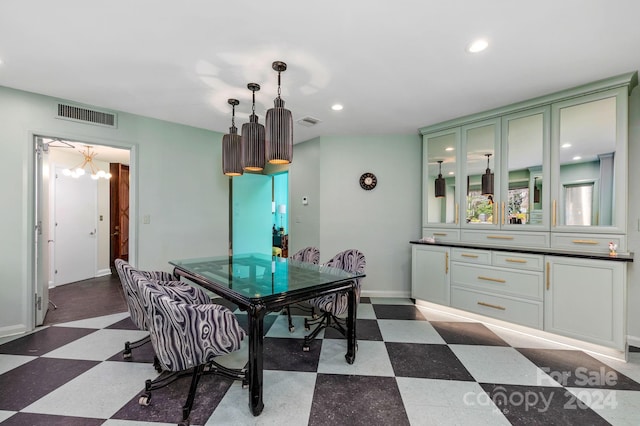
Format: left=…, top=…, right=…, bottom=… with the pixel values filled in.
left=123, top=350, right=132, bottom=359
left=178, top=420, right=190, bottom=426
left=242, top=380, right=249, bottom=389
left=138, top=393, right=151, bottom=406
left=288, top=326, right=295, bottom=333
left=302, top=345, right=310, bottom=352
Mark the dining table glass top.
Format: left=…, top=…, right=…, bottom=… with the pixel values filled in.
left=169, top=253, right=363, bottom=299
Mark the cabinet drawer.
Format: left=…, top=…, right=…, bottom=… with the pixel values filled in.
left=451, top=248, right=491, bottom=265
left=423, top=228, right=460, bottom=242
left=451, top=263, right=543, bottom=299
left=550, top=234, right=626, bottom=254
left=461, top=230, right=549, bottom=248
left=451, top=286, right=543, bottom=329
left=492, top=252, right=544, bottom=271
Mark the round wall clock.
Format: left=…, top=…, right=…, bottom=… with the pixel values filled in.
left=359, top=172, right=377, bottom=190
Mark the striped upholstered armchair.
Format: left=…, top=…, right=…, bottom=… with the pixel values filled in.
left=134, top=271, right=246, bottom=426
left=114, top=259, right=211, bottom=361
left=284, top=247, right=321, bottom=331
left=303, top=249, right=366, bottom=351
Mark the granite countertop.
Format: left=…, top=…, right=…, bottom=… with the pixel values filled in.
left=410, top=240, right=634, bottom=262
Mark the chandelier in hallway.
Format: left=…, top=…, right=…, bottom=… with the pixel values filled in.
left=62, top=145, right=112, bottom=179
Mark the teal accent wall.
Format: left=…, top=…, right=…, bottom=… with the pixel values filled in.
left=232, top=174, right=272, bottom=256
left=273, top=172, right=288, bottom=233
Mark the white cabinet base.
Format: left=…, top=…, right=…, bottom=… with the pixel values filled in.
left=415, top=299, right=628, bottom=362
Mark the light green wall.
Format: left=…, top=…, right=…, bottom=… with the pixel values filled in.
left=289, top=138, right=321, bottom=254
left=0, top=85, right=229, bottom=336
left=314, top=134, right=422, bottom=297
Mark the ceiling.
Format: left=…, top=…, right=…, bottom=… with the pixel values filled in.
left=2, top=1, right=640, bottom=152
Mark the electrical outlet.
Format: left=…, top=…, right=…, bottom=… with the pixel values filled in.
left=143, top=215, right=151, bottom=224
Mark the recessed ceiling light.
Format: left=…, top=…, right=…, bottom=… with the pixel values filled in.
left=562, top=143, right=572, bottom=148
left=331, top=104, right=343, bottom=111
left=573, top=156, right=582, bottom=161
left=445, top=147, right=454, bottom=151
left=467, top=39, right=488, bottom=53
left=448, top=171, right=455, bottom=175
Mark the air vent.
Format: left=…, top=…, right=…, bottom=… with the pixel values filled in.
left=296, top=116, right=322, bottom=127
left=56, top=103, right=117, bottom=128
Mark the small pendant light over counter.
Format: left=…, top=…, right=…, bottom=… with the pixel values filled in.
left=435, top=160, right=446, bottom=198
left=222, top=99, right=243, bottom=176
left=481, top=153, right=494, bottom=196
left=265, top=61, right=293, bottom=165
left=242, top=83, right=266, bottom=172
left=533, top=176, right=540, bottom=203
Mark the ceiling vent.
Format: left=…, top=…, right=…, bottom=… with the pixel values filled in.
left=56, top=103, right=117, bottom=128
left=296, top=116, right=322, bottom=127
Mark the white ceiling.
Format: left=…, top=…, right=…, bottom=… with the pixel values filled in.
left=2, top=0, right=640, bottom=151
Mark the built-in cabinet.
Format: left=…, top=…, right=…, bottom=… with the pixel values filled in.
left=414, top=72, right=637, bottom=356
left=545, top=256, right=626, bottom=350
left=421, top=73, right=637, bottom=254
left=411, top=244, right=449, bottom=306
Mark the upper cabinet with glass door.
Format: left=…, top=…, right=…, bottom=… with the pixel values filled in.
left=551, top=87, right=628, bottom=234
left=500, top=106, right=550, bottom=230
left=423, top=128, right=460, bottom=229
left=462, top=118, right=501, bottom=229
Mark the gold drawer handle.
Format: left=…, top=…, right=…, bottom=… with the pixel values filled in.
left=505, top=258, right=527, bottom=264
left=572, top=240, right=599, bottom=245
left=487, top=235, right=514, bottom=240
left=478, top=276, right=506, bottom=283
left=433, top=233, right=448, bottom=236
left=477, top=301, right=506, bottom=311
left=461, top=253, right=479, bottom=258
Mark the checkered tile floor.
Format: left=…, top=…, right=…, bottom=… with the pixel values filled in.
left=1, top=297, right=640, bottom=425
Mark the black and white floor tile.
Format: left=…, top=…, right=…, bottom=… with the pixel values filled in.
left=1, top=297, right=640, bottom=425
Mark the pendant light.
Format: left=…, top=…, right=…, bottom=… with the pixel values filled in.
left=222, top=99, right=244, bottom=176
left=481, top=153, right=494, bottom=196
left=533, top=177, right=540, bottom=203
left=242, top=83, right=266, bottom=171
left=435, top=160, right=446, bottom=198
left=265, top=61, right=293, bottom=164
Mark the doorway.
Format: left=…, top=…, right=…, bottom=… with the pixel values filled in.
left=34, top=136, right=131, bottom=326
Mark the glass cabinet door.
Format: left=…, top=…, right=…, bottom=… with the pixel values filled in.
left=551, top=87, right=627, bottom=233
left=423, top=129, right=460, bottom=226
left=462, top=118, right=500, bottom=228
left=501, top=106, right=549, bottom=229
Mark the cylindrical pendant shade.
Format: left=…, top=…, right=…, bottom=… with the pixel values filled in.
left=481, top=170, right=494, bottom=195
left=435, top=161, right=446, bottom=198
left=241, top=114, right=266, bottom=171
left=265, top=97, right=293, bottom=164
left=435, top=176, right=446, bottom=198
left=222, top=125, right=244, bottom=176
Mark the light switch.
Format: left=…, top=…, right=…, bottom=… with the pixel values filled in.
left=302, top=196, right=308, bottom=205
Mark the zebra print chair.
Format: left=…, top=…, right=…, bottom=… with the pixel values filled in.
left=134, top=272, right=246, bottom=426
left=114, top=259, right=211, bottom=360
left=284, top=247, right=321, bottom=331
left=303, top=249, right=366, bottom=351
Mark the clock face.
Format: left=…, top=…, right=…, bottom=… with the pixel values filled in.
left=359, top=172, right=377, bottom=190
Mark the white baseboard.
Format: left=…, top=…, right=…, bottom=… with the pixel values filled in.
left=628, top=335, right=640, bottom=349
left=96, top=268, right=112, bottom=277
left=360, top=289, right=411, bottom=299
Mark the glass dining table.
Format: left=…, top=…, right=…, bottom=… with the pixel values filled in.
left=169, top=253, right=364, bottom=416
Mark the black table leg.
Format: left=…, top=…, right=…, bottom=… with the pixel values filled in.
left=345, top=281, right=357, bottom=364
left=247, top=304, right=266, bottom=416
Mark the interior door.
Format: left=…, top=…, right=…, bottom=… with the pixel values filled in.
left=232, top=174, right=273, bottom=256
left=110, top=163, right=130, bottom=268
left=34, top=137, right=49, bottom=325
left=54, top=167, right=98, bottom=285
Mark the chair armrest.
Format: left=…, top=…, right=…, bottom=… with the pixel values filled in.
left=142, top=270, right=178, bottom=281
left=154, top=281, right=212, bottom=305
left=183, top=303, right=246, bottom=360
